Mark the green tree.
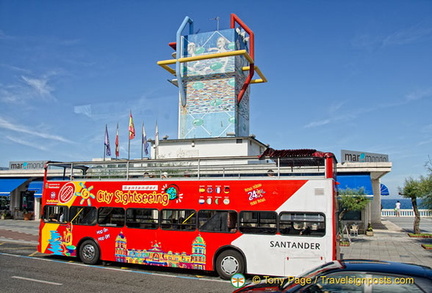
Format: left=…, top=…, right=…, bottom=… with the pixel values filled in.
left=419, top=174, right=432, bottom=211
left=399, top=177, right=425, bottom=234
left=338, top=187, right=369, bottom=222
left=422, top=158, right=432, bottom=210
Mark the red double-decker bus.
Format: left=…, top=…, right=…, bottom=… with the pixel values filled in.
left=37, top=149, right=339, bottom=279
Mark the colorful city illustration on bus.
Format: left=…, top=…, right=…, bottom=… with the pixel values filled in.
left=115, top=232, right=206, bottom=269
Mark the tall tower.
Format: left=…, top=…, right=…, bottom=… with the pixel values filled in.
left=158, top=14, right=266, bottom=139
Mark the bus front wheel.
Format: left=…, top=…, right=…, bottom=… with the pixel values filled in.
left=79, top=240, right=100, bottom=265
left=216, top=250, right=245, bottom=280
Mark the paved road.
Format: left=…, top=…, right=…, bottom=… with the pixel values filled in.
left=1, top=217, right=431, bottom=270
left=0, top=250, right=233, bottom=293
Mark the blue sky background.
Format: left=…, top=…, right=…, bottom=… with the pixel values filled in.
left=1, top=1, right=431, bottom=198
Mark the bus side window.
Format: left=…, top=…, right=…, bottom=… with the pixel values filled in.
left=160, top=210, right=174, bottom=229
left=279, top=212, right=326, bottom=237
left=58, top=206, right=67, bottom=223
left=70, top=206, right=97, bottom=226
left=227, top=211, right=237, bottom=232
left=178, top=210, right=196, bottom=231
left=239, top=211, right=277, bottom=235
left=126, top=208, right=158, bottom=229
left=43, top=205, right=68, bottom=223
left=198, top=210, right=237, bottom=233
left=161, top=209, right=196, bottom=231
left=98, top=207, right=125, bottom=227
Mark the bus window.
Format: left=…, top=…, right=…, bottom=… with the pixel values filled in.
left=239, top=211, right=277, bottom=234
left=198, top=210, right=237, bottom=233
left=161, top=209, right=196, bottom=231
left=43, top=205, right=68, bottom=223
left=126, top=208, right=158, bottom=229
left=98, top=207, right=125, bottom=227
left=70, top=206, right=97, bottom=226
left=279, top=212, right=325, bottom=237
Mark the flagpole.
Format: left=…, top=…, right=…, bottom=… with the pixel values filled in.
left=128, top=111, right=136, bottom=161
left=104, top=125, right=106, bottom=161
left=141, top=122, right=143, bottom=160
left=155, top=121, right=159, bottom=159
left=128, top=111, right=131, bottom=160
left=128, top=137, right=131, bottom=160
left=115, top=123, right=119, bottom=159
left=104, top=124, right=111, bottom=161
left=142, top=122, right=149, bottom=159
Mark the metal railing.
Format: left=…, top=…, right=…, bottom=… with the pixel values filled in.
left=381, top=209, right=432, bottom=217
left=45, top=156, right=329, bottom=181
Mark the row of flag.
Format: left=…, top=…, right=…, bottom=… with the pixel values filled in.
left=104, top=111, right=158, bottom=160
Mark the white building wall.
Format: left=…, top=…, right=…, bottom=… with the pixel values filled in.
left=371, top=178, right=382, bottom=224
left=153, top=137, right=267, bottom=159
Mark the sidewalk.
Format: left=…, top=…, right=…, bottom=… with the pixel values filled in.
left=0, top=218, right=431, bottom=268
left=0, top=219, right=39, bottom=245
left=341, top=217, right=432, bottom=268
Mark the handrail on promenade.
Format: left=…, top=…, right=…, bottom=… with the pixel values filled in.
left=381, top=209, right=432, bottom=217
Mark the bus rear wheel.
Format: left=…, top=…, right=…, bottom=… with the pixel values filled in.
left=216, top=250, right=245, bottom=280
left=79, top=240, right=100, bottom=265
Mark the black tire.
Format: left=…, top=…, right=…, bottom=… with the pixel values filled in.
left=215, top=250, right=245, bottom=280
left=79, top=240, right=100, bottom=265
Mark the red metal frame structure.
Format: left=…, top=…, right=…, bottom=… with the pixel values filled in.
left=230, top=13, right=255, bottom=103
left=159, top=14, right=264, bottom=104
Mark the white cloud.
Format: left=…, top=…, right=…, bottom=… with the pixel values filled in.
left=0, top=63, right=31, bottom=74
left=5, top=135, right=48, bottom=151
left=352, top=24, right=432, bottom=52
left=0, top=116, right=72, bottom=143
left=305, top=87, right=432, bottom=129
left=418, top=138, right=432, bottom=146
left=382, top=26, right=432, bottom=47
left=328, top=101, right=346, bottom=114
left=21, top=75, right=55, bottom=99
left=405, top=88, right=432, bottom=102
left=304, top=106, right=361, bottom=128
left=304, top=119, right=331, bottom=128
left=351, top=34, right=381, bottom=52
left=0, top=70, right=61, bottom=105
left=0, top=86, right=22, bottom=104
left=74, top=104, right=92, bottom=117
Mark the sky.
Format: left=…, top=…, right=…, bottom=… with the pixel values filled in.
left=1, top=0, right=431, bottom=198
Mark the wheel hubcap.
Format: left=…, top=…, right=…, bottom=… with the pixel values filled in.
left=221, top=256, right=239, bottom=275
left=82, top=244, right=95, bottom=261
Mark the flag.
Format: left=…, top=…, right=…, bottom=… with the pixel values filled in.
left=142, top=122, right=149, bottom=156
left=129, top=111, right=136, bottom=140
left=115, top=123, right=120, bottom=158
left=104, top=124, right=111, bottom=157
left=155, top=121, right=159, bottom=147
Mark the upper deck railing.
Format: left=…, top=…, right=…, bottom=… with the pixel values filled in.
left=45, top=150, right=336, bottom=181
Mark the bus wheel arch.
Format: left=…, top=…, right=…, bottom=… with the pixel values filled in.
left=214, top=247, right=246, bottom=280
left=78, top=238, right=100, bottom=265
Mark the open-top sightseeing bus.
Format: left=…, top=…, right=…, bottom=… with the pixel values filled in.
left=37, top=149, right=339, bottom=279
